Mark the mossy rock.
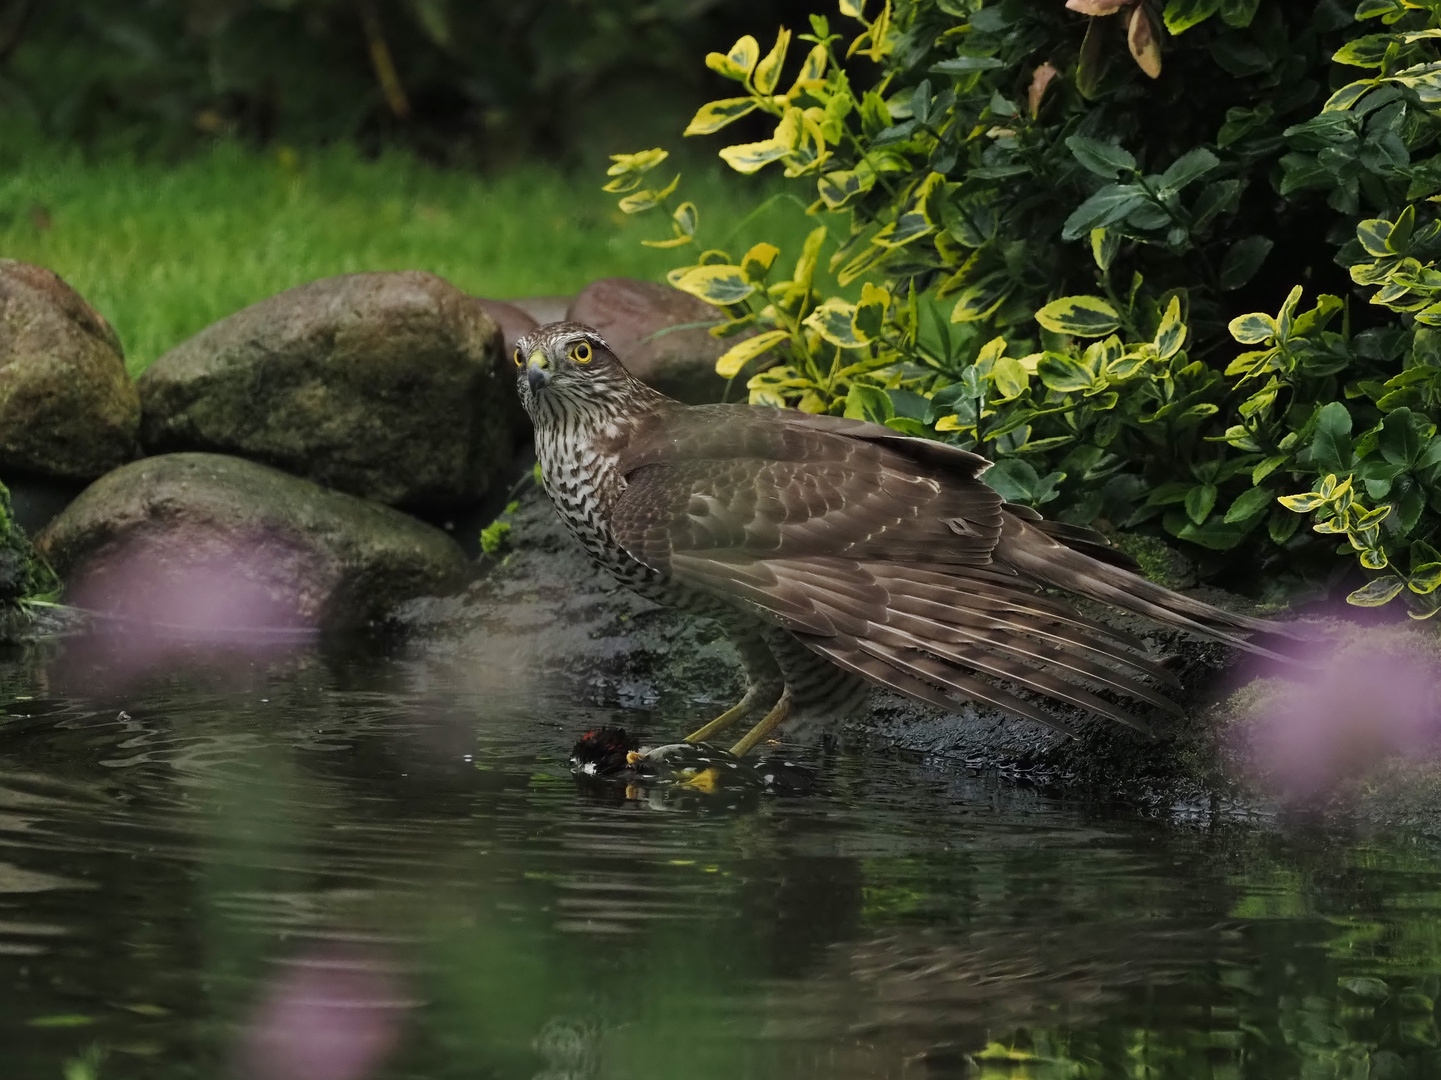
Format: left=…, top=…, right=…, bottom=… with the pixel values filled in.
left=37, top=453, right=472, bottom=630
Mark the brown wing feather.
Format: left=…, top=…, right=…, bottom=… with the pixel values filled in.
left=611, top=454, right=1178, bottom=729
left=606, top=400, right=1294, bottom=732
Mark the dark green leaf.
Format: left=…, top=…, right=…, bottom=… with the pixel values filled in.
left=1065, top=135, right=1137, bottom=180
left=1219, top=236, right=1274, bottom=290
left=1311, top=402, right=1355, bottom=474
left=1061, top=185, right=1148, bottom=240
left=1162, top=0, right=1223, bottom=34
left=1157, top=148, right=1220, bottom=197
left=844, top=383, right=894, bottom=423
left=1186, top=483, right=1219, bottom=525
left=984, top=459, right=1043, bottom=504
left=1224, top=486, right=1274, bottom=523
left=1379, top=408, right=1429, bottom=466
left=930, top=55, right=1004, bottom=74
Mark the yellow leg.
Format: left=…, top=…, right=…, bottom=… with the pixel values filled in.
left=684, top=684, right=779, bottom=744
left=728, top=690, right=793, bottom=758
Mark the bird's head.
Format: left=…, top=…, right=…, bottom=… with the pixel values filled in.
left=513, top=321, right=643, bottom=421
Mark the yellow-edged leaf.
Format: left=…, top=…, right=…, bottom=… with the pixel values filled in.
left=837, top=240, right=889, bottom=288
left=718, top=107, right=801, bottom=174
left=706, top=35, right=760, bottom=81
left=1034, top=295, right=1121, bottom=337
left=787, top=44, right=828, bottom=96
left=935, top=414, right=966, bottom=432
left=816, top=161, right=876, bottom=209
left=641, top=235, right=695, bottom=249
left=715, top=329, right=790, bottom=378
left=992, top=355, right=1029, bottom=400
left=674, top=264, right=755, bottom=305
left=672, top=201, right=698, bottom=237
left=618, top=191, right=658, bottom=214
left=853, top=281, right=890, bottom=341
left=1348, top=575, right=1406, bottom=607
left=753, top=28, right=791, bottom=96
left=950, top=274, right=1011, bottom=323
left=804, top=297, right=863, bottom=347
left=616, top=173, right=679, bottom=214
left=1409, top=562, right=1441, bottom=594
left=741, top=242, right=781, bottom=281
left=684, top=97, right=762, bottom=136
left=792, top=225, right=829, bottom=294
left=606, top=148, right=668, bottom=176
left=1154, top=296, right=1186, bottom=359
left=1277, top=491, right=1326, bottom=513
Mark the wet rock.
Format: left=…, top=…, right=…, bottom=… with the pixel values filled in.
left=138, top=272, right=519, bottom=510
left=474, top=299, right=538, bottom=359
left=0, top=260, right=139, bottom=482
left=396, top=482, right=743, bottom=715
left=38, top=453, right=470, bottom=630
left=509, top=296, right=570, bottom=326
left=395, top=484, right=1283, bottom=803
left=567, top=278, right=742, bottom=404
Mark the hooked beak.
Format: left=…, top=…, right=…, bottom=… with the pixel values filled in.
left=526, top=350, right=550, bottom=393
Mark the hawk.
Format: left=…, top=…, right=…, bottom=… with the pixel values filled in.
left=515, top=321, right=1289, bottom=757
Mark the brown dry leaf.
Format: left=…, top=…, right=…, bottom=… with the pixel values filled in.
left=1066, top=0, right=1133, bottom=14
left=1127, top=4, right=1162, bottom=78
left=1029, top=62, right=1061, bottom=116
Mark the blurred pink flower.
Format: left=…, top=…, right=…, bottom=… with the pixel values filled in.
left=234, top=948, right=412, bottom=1080
left=60, top=527, right=317, bottom=689
left=1247, top=631, right=1441, bottom=799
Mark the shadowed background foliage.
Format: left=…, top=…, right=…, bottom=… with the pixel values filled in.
left=0, top=0, right=823, bottom=164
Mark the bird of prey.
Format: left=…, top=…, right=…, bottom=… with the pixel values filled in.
left=514, top=321, right=1291, bottom=757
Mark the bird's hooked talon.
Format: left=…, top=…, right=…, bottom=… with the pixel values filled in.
left=729, top=690, right=794, bottom=758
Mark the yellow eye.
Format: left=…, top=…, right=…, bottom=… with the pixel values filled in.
left=571, top=341, right=593, bottom=363
left=513, top=348, right=523, bottom=367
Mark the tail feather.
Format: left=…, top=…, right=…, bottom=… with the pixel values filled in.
left=813, top=635, right=1081, bottom=736
left=999, top=518, right=1302, bottom=661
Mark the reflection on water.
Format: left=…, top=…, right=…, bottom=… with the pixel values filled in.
left=0, top=635, right=1439, bottom=1079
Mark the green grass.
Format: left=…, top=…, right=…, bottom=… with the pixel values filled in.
left=0, top=141, right=817, bottom=376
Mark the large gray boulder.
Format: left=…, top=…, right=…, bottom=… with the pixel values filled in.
left=138, top=272, right=520, bottom=510
left=37, top=453, right=471, bottom=630
left=567, top=278, right=742, bottom=404
left=0, top=260, right=139, bottom=481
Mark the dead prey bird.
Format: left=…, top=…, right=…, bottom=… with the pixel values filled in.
left=516, top=321, right=1295, bottom=757
left=570, top=726, right=814, bottom=796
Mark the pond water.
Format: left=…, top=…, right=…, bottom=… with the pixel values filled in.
left=0, top=634, right=1438, bottom=1080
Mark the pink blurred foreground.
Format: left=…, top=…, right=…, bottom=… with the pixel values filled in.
left=1247, top=629, right=1441, bottom=798
left=61, top=529, right=319, bottom=686
left=234, top=948, right=411, bottom=1080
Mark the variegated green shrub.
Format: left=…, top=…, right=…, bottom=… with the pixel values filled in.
left=608, top=0, right=1441, bottom=614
